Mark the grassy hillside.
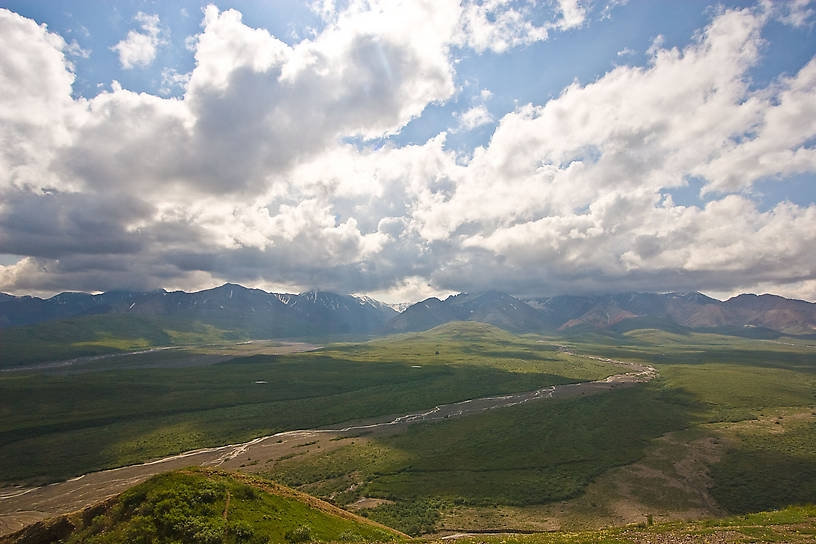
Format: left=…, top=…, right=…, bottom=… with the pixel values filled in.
left=0, top=314, right=245, bottom=368
left=322, top=322, right=615, bottom=379
left=563, top=328, right=816, bottom=522
left=0, top=468, right=404, bottom=544
left=3, top=471, right=814, bottom=544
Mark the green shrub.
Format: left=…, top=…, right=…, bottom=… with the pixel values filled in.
left=285, top=524, right=312, bottom=543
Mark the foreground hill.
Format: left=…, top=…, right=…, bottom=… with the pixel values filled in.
left=0, top=468, right=404, bottom=544
left=3, top=469, right=813, bottom=543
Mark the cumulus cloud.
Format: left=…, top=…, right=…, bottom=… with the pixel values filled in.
left=456, top=0, right=586, bottom=53
left=159, top=68, right=191, bottom=96
left=0, top=4, right=815, bottom=301
left=62, top=3, right=457, bottom=196
left=0, top=9, right=78, bottom=194
left=453, top=104, right=494, bottom=131
left=774, top=0, right=816, bottom=27
left=408, top=6, right=816, bottom=296
left=111, top=12, right=164, bottom=69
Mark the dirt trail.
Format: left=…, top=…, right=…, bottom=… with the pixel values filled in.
left=0, top=354, right=656, bottom=536
left=222, top=490, right=231, bottom=520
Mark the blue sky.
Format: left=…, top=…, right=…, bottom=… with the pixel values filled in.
left=0, top=0, right=815, bottom=301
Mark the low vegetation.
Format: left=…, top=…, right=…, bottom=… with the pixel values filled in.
left=0, top=314, right=244, bottom=368
left=265, top=385, right=695, bottom=534
left=421, top=505, right=816, bottom=543
left=3, top=476, right=815, bottom=544
left=1, top=468, right=402, bottom=544
left=261, top=325, right=816, bottom=534
left=0, top=323, right=616, bottom=484
left=2, top=322, right=815, bottom=537
left=559, top=328, right=816, bottom=513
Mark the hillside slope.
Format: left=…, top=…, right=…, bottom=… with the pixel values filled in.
left=0, top=468, right=405, bottom=544
left=3, top=471, right=813, bottom=544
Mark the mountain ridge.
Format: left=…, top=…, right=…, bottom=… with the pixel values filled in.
left=0, top=284, right=397, bottom=336
left=2, top=284, right=815, bottom=337
left=392, top=290, right=816, bottom=336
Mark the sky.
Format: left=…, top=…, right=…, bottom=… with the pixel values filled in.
left=0, top=0, right=815, bottom=303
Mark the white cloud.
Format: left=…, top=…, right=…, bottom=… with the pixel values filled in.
left=184, top=35, right=197, bottom=52
left=453, top=104, right=494, bottom=131
left=555, top=0, right=587, bottom=30
left=309, top=0, right=337, bottom=21
left=65, top=39, right=90, bottom=58
left=600, top=0, right=629, bottom=21
left=0, top=4, right=815, bottom=301
left=111, top=12, right=164, bottom=69
left=0, top=9, right=79, bottom=194
left=159, top=68, right=191, bottom=96
left=774, top=0, right=815, bottom=27
left=360, top=275, right=457, bottom=304
left=455, top=0, right=586, bottom=53
left=409, top=6, right=816, bottom=294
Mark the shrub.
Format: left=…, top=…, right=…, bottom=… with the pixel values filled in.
left=285, top=524, right=312, bottom=543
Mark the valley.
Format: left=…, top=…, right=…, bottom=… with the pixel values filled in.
left=0, top=351, right=652, bottom=535
left=1, top=314, right=814, bottom=540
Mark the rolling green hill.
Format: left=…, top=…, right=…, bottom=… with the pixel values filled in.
left=2, top=469, right=813, bottom=544
left=0, top=468, right=405, bottom=544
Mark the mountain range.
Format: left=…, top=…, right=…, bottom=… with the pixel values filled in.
left=0, top=284, right=396, bottom=337
left=1, top=284, right=815, bottom=337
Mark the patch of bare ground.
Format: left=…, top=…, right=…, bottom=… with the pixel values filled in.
left=0, top=513, right=45, bottom=539
left=346, top=497, right=394, bottom=511
left=620, top=523, right=816, bottom=544
left=221, top=431, right=348, bottom=474
left=192, top=341, right=323, bottom=357
left=440, top=429, right=729, bottom=533
left=622, top=529, right=752, bottom=543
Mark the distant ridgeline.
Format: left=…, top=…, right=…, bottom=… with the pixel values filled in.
left=1, top=283, right=815, bottom=337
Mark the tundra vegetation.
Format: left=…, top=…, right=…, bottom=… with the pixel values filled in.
left=0, top=322, right=814, bottom=538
